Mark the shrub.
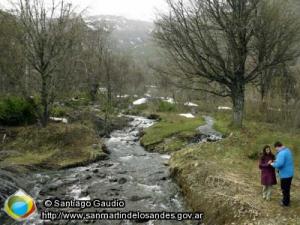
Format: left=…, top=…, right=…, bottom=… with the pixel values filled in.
left=50, top=105, right=68, bottom=117
left=0, top=96, right=37, bottom=126
left=157, top=100, right=176, bottom=112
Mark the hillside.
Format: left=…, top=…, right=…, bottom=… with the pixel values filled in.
left=86, top=15, right=155, bottom=59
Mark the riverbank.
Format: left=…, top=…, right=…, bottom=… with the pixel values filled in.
left=1, top=116, right=194, bottom=225
left=141, top=111, right=300, bottom=225
left=140, top=113, right=205, bottom=153
left=0, top=105, right=131, bottom=172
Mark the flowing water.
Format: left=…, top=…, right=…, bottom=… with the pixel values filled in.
left=1, top=116, right=210, bottom=225
left=196, top=116, right=223, bottom=142
left=0, top=115, right=221, bottom=225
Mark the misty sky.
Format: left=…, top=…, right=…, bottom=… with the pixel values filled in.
left=0, top=0, right=169, bottom=21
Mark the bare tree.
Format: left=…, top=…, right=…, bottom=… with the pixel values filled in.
left=16, top=0, right=79, bottom=126
left=154, top=0, right=300, bottom=127
left=102, top=49, right=114, bottom=136
left=0, top=10, right=26, bottom=95
left=50, top=18, right=87, bottom=100
left=88, top=22, right=114, bottom=135
left=85, top=21, right=112, bottom=102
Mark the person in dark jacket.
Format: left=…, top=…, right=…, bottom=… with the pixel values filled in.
left=259, top=145, right=277, bottom=201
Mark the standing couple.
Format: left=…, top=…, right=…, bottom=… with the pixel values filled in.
left=259, top=141, right=294, bottom=207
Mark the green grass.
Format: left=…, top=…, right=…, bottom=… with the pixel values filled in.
left=50, top=105, right=71, bottom=117
left=0, top=123, right=106, bottom=170
left=212, top=112, right=232, bottom=135
left=212, top=111, right=300, bottom=161
left=4, top=149, right=58, bottom=166
left=125, top=98, right=181, bottom=116
left=157, top=101, right=177, bottom=112
left=0, top=101, right=131, bottom=171
left=140, top=113, right=204, bottom=153
left=169, top=112, right=300, bottom=224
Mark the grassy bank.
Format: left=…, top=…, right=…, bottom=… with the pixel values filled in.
left=0, top=100, right=131, bottom=172
left=0, top=122, right=107, bottom=171
left=169, top=112, right=300, bottom=225
left=139, top=108, right=300, bottom=224
left=140, top=113, right=204, bottom=153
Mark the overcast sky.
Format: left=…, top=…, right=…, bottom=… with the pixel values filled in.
left=0, top=0, right=169, bottom=22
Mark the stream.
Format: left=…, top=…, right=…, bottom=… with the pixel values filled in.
left=0, top=115, right=221, bottom=225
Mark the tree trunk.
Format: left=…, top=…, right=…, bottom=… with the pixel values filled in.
left=104, top=63, right=112, bottom=137
left=231, top=83, right=245, bottom=128
left=41, top=76, right=48, bottom=127
left=90, top=83, right=99, bottom=102
left=260, top=89, right=267, bottom=115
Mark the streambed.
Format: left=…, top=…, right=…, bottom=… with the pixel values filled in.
left=1, top=116, right=205, bottom=225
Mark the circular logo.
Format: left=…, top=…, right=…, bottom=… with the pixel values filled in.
left=4, top=190, right=37, bottom=221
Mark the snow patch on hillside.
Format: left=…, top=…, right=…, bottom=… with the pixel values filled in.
left=133, top=98, right=148, bottom=105
left=179, top=113, right=195, bottom=118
